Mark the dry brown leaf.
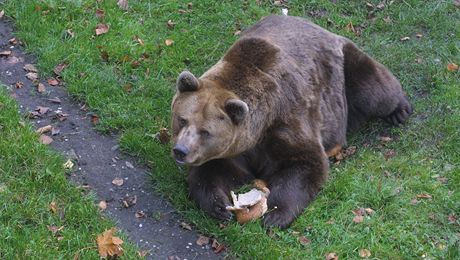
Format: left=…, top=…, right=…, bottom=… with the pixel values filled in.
left=325, top=252, right=339, bottom=260
left=353, top=215, right=364, bottom=223
left=36, top=106, right=51, bottom=115
left=400, top=36, right=410, bottom=41
left=9, top=37, right=17, bottom=45
left=96, top=228, right=124, bottom=258
left=135, top=211, right=146, bottom=218
left=352, top=208, right=365, bottom=216
left=165, top=39, right=174, bottom=46
left=95, top=24, right=109, bottom=36
left=117, top=0, right=129, bottom=11
left=416, top=193, right=432, bottom=199
left=345, top=22, right=355, bottom=34
left=359, top=248, right=371, bottom=258
left=364, top=208, right=375, bottom=215
left=37, top=83, right=46, bottom=93
left=24, top=64, right=38, bottom=73
left=99, top=200, right=107, bottom=210
left=48, top=225, right=64, bottom=234
left=159, top=128, right=170, bottom=144
left=123, top=83, right=133, bottom=93
left=378, top=136, right=393, bottom=142
left=384, top=149, right=396, bottom=160
left=15, top=82, right=24, bottom=89
left=49, top=201, right=57, bottom=214
left=180, top=222, right=192, bottom=231
left=447, top=63, right=459, bottom=71
left=54, top=63, right=67, bottom=76
left=26, top=72, right=39, bottom=81
left=298, top=236, right=311, bottom=245
left=0, top=50, right=11, bottom=56
left=36, top=125, right=52, bottom=134
left=39, top=134, right=53, bottom=145
left=91, top=114, right=100, bottom=125
left=112, top=177, right=124, bottom=186
left=448, top=213, right=457, bottom=223
left=196, top=235, right=210, bottom=246
left=133, top=35, right=144, bottom=45
left=96, top=9, right=105, bottom=19
left=167, top=20, right=176, bottom=29
left=122, top=195, right=137, bottom=208
left=48, top=78, right=59, bottom=86
left=48, top=97, right=62, bottom=104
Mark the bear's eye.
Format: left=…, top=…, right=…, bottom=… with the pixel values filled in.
left=178, top=117, right=188, bottom=128
left=199, top=129, right=211, bottom=138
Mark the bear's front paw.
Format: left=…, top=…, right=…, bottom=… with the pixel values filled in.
left=263, top=208, right=295, bottom=229
left=384, top=96, right=413, bottom=126
left=192, top=189, right=233, bottom=221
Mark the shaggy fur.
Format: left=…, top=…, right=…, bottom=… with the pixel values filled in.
left=171, top=15, right=412, bottom=228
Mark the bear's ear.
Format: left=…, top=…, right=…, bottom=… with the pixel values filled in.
left=225, top=99, right=249, bottom=125
left=223, top=37, right=279, bottom=71
left=176, top=71, right=200, bottom=92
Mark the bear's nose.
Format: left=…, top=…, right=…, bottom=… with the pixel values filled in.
left=173, top=144, right=189, bottom=163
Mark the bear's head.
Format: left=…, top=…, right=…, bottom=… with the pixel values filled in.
left=171, top=71, right=249, bottom=166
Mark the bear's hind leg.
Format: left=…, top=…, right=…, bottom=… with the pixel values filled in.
left=343, top=41, right=412, bottom=131
left=187, top=157, right=254, bottom=221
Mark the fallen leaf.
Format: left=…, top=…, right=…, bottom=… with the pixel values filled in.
left=37, top=83, right=46, bottom=93
left=166, top=20, right=176, bottom=28
left=376, top=2, right=385, bottom=9
left=95, top=24, right=109, bottom=36
left=125, top=161, right=134, bottom=169
left=36, top=125, right=52, bottom=134
left=415, top=33, right=423, bottom=38
left=0, top=10, right=4, bottom=18
left=180, top=222, right=192, bottom=231
left=15, top=82, right=24, bottom=89
left=384, top=149, right=396, bottom=160
left=36, top=106, right=51, bottom=115
left=49, top=201, right=57, bottom=214
left=352, top=208, right=365, bottom=216
left=96, top=228, right=124, bottom=258
left=345, top=22, right=355, bottom=34
left=63, top=159, right=74, bottom=169
left=117, top=0, right=129, bottom=11
left=131, top=60, right=140, bottom=68
left=448, top=214, right=457, bottom=223
left=0, top=50, right=11, bottom=56
left=48, top=78, right=59, bottom=86
left=121, top=195, right=137, bottom=208
left=134, top=35, right=144, bottom=45
left=55, top=111, right=69, bottom=121
left=159, top=128, right=170, bottom=144
left=123, top=83, right=133, bottom=93
left=48, top=97, right=62, bottom=104
left=99, top=200, right=107, bottom=210
left=359, top=248, right=371, bottom=258
left=353, top=215, right=364, bottom=223
left=400, top=36, right=410, bottom=41
left=91, top=114, right=100, bottom=125
left=9, top=37, right=17, bottom=45
left=54, top=63, right=67, bottom=76
left=416, top=193, right=432, bottom=199
left=196, top=235, right=210, bottom=246
left=26, top=72, right=39, bottom=81
left=96, top=9, right=105, bottom=19
left=364, top=208, right=375, bottom=215
left=112, top=177, right=124, bottom=186
left=135, top=211, right=146, bottom=218
left=325, top=252, right=339, bottom=260
left=23, top=64, right=38, bottom=73
left=39, top=134, right=53, bottom=145
left=447, top=63, right=459, bottom=71
left=378, top=136, right=393, bottom=142
left=47, top=225, right=64, bottom=234
left=165, top=39, right=174, bottom=46
left=298, top=236, right=311, bottom=245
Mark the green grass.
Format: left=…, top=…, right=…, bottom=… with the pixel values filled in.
left=2, top=0, right=460, bottom=258
left=0, top=88, right=139, bottom=258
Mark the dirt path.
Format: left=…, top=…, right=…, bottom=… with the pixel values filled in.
left=0, top=19, right=219, bottom=259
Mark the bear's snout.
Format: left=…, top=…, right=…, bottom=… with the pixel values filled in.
left=173, top=144, right=189, bottom=164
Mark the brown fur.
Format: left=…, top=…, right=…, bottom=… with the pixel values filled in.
left=171, top=15, right=412, bottom=228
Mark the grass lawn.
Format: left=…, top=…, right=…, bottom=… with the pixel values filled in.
left=0, top=88, right=139, bottom=258
left=3, top=0, right=459, bottom=258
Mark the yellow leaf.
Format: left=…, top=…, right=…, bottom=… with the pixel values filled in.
left=447, top=63, right=459, bottom=72
left=96, top=228, right=124, bottom=258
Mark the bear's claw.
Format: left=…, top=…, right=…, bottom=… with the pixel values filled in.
left=383, top=97, right=413, bottom=126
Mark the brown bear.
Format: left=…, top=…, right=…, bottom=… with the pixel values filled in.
left=170, top=15, right=412, bottom=228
